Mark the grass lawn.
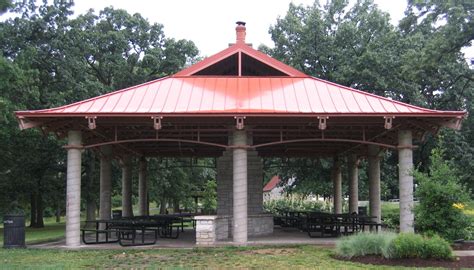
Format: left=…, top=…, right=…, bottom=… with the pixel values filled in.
left=0, top=245, right=428, bottom=269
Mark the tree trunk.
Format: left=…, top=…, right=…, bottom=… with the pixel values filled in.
left=160, top=198, right=167, bottom=214
left=173, top=198, right=180, bottom=213
left=86, top=200, right=96, bottom=221
left=30, top=192, right=37, bottom=227
left=56, top=202, right=61, bottom=223
left=36, top=192, right=44, bottom=228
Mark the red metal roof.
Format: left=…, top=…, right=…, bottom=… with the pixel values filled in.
left=14, top=24, right=465, bottom=120
left=263, top=176, right=281, bottom=192
left=15, top=76, right=465, bottom=117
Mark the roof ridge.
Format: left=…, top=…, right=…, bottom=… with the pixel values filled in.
left=173, top=43, right=308, bottom=77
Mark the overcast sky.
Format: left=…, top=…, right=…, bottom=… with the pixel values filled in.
left=71, top=0, right=407, bottom=56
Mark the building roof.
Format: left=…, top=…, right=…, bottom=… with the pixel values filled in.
left=13, top=22, right=466, bottom=157
left=263, top=176, right=281, bottom=192
left=15, top=76, right=465, bottom=118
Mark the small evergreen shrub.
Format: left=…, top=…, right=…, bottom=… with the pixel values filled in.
left=387, top=233, right=453, bottom=260
left=335, top=232, right=397, bottom=259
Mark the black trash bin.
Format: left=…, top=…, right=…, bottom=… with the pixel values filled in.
left=3, top=214, right=26, bottom=248
left=358, top=206, right=367, bottom=216
left=112, top=210, right=122, bottom=220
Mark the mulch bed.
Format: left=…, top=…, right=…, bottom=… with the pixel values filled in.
left=345, top=255, right=474, bottom=269
left=336, top=242, right=474, bottom=268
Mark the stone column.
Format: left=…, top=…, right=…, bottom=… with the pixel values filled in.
left=99, top=145, right=113, bottom=221
left=398, top=130, right=414, bottom=233
left=348, top=154, right=359, bottom=214
left=332, top=158, right=342, bottom=214
left=121, top=155, right=133, bottom=218
left=65, top=130, right=82, bottom=247
left=138, top=157, right=148, bottom=216
left=368, top=145, right=381, bottom=223
left=232, top=130, right=248, bottom=244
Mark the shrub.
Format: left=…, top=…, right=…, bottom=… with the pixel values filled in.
left=387, top=233, right=453, bottom=260
left=263, top=196, right=324, bottom=215
left=422, top=235, right=453, bottom=260
left=386, top=233, right=424, bottom=259
left=414, top=148, right=471, bottom=241
left=335, top=232, right=397, bottom=259
left=381, top=203, right=399, bottom=230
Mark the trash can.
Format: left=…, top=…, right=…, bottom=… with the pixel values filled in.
left=112, top=210, right=122, bottom=220
left=358, top=206, right=367, bottom=216
left=3, top=214, right=26, bottom=248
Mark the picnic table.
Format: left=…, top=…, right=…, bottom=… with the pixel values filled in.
left=274, top=210, right=383, bottom=238
left=81, top=214, right=190, bottom=246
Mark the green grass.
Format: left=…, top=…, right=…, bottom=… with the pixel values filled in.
left=0, top=245, right=430, bottom=269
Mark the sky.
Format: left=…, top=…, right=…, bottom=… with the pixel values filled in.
left=71, top=0, right=408, bottom=56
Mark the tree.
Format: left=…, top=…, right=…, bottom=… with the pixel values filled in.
left=0, top=0, right=200, bottom=225
left=414, top=146, right=471, bottom=241
left=263, top=0, right=472, bottom=198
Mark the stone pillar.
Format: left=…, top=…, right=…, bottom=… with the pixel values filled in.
left=232, top=130, right=247, bottom=244
left=121, top=155, right=133, bottom=218
left=99, top=145, right=113, bottom=221
left=65, top=130, right=82, bottom=247
left=332, top=158, right=342, bottom=214
left=398, top=130, right=414, bottom=233
left=368, top=145, right=381, bottom=223
left=348, top=154, right=359, bottom=214
left=138, top=157, right=148, bottom=216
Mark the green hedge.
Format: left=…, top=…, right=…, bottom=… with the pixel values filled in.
left=336, top=232, right=453, bottom=260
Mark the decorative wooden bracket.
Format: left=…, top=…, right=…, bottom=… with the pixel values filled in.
left=86, top=116, right=97, bottom=130
left=235, top=116, right=245, bottom=130
left=151, top=116, right=163, bottom=130
left=384, top=116, right=394, bottom=129
left=317, top=116, right=329, bottom=130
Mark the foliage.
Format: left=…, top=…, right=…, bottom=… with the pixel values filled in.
left=264, top=0, right=473, bottom=200
left=201, top=180, right=217, bottom=214
left=386, top=233, right=453, bottom=260
left=336, top=232, right=396, bottom=259
left=264, top=196, right=325, bottom=215
left=381, top=203, right=399, bottom=231
left=0, top=0, right=200, bottom=223
left=414, top=147, right=472, bottom=241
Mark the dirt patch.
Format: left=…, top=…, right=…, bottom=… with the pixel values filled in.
left=112, top=252, right=172, bottom=261
left=240, top=248, right=298, bottom=255
left=343, top=255, right=474, bottom=269
left=452, top=242, right=474, bottom=250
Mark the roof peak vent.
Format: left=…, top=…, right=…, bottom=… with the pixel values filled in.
left=236, top=21, right=246, bottom=43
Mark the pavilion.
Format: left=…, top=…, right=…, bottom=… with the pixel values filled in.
left=15, top=22, right=466, bottom=247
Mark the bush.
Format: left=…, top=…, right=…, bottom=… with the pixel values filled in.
left=386, top=233, right=424, bottom=259
left=387, top=233, right=453, bottom=260
left=381, top=203, right=399, bottom=230
left=263, top=196, right=324, bottom=215
left=414, top=148, right=471, bottom=241
left=335, top=232, right=397, bottom=259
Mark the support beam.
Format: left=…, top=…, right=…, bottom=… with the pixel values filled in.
left=65, top=130, right=82, bottom=247
left=138, top=157, right=149, bottom=216
left=332, top=157, right=342, bottom=214
left=348, top=154, right=359, bottom=214
left=232, top=130, right=248, bottom=244
left=368, top=145, right=381, bottom=223
left=99, top=145, right=113, bottom=221
left=398, top=130, right=414, bottom=233
left=121, top=155, right=133, bottom=218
